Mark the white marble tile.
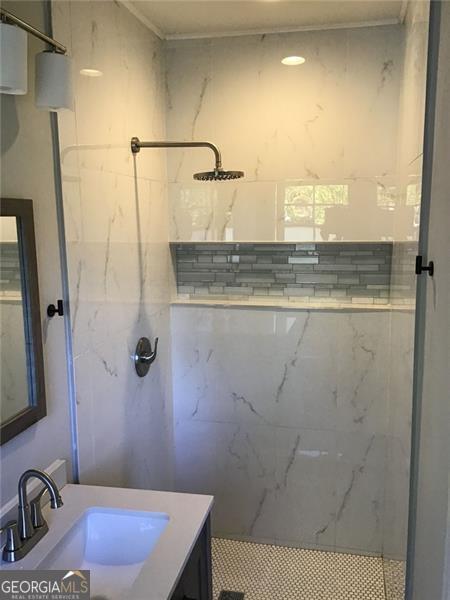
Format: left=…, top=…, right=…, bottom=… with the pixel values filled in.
left=59, top=1, right=166, bottom=181
left=215, top=423, right=278, bottom=540
left=169, top=181, right=277, bottom=241
left=383, top=434, right=411, bottom=559
left=54, top=0, right=173, bottom=493
left=173, top=418, right=277, bottom=539
left=335, top=312, right=390, bottom=435
left=341, top=26, right=402, bottom=179
left=384, top=310, right=415, bottom=559
left=274, top=428, right=338, bottom=548
left=171, top=306, right=389, bottom=553
left=272, top=312, right=339, bottom=430
left=335, top=432, right=386, bottom=553
left=165, top=39, right=215, bottom=184
left=166, top=26, right=403, bottom=242
left=72, top=351, right=96, bottom=484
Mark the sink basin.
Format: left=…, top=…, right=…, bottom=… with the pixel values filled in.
left=39, top=507, right=169, bottom=599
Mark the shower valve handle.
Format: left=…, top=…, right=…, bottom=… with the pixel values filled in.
left=139, top=337, right=158, bottom=364
left=134, top=337, right=158, bottom=377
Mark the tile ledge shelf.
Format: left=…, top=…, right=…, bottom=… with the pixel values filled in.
left=171, top=240, right=398, bottom=244
left=0, top=293, right=22, bottom=302
left=171, top=296, right=415, bottom=312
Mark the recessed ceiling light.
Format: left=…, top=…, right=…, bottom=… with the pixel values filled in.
left=281, top=56, right=306, bottom=66
left=80, top=68, right=103, bottom=77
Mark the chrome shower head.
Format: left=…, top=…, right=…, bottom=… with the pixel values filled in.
left=130, top=137, right=245, bottom=182
left=194, top=168, right=244, bottom=181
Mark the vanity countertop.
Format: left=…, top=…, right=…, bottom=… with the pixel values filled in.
left=1, top=483, right=214, bottom=600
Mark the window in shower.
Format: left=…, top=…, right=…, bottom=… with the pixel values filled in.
left=279, top=182, right=349, bottom=241
left=374, top=180, right=421, bottom=240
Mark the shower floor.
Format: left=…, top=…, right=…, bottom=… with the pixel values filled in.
left=212, top=538, right=405, bottom=600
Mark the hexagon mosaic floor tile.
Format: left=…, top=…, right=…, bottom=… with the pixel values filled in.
left=383, top=559, right=406, bottom=600
left=212, top=538, right=405, bottom=600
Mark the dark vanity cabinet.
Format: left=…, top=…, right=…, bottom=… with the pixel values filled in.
left=170, top=516, right=212, bottom=600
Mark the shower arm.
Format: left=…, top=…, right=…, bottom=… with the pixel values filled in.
left=130, top=137, right=223, bottom=171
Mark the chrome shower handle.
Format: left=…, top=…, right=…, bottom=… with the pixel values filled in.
left=139, top=337, right=158, bottom=363
left=134, top=337, right=159, bottom=377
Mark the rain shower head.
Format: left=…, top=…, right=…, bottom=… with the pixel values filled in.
left=131, top=137, right=244, bottom=181
left=194, top=169, right=244, bottom=181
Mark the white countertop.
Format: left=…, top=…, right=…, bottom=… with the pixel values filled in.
left=1, top=483, right=213, bottom=600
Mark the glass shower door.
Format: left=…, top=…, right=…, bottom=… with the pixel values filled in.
left=405, top=2, right=450, bottom=599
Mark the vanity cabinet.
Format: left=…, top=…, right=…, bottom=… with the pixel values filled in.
left=170, top=516, right=212, bottom=600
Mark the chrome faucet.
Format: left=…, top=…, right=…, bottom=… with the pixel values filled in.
left=1, top=468, right=63, bottom=562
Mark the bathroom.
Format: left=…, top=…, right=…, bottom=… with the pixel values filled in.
left=0, top=0, right=449, bottom=598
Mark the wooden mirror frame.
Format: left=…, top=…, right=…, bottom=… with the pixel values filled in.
left=0, top=198, right=46, bottom=444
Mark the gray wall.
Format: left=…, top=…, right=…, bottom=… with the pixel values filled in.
left=0, top=1, right=72, bottom=504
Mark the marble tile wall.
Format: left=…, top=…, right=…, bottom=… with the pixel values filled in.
left=165, top=22, right=420, bottom=557
left=171, top=305, right=390, bottom=555
left=165, top=26, right=405, bottom=242
left=173, top=242, right=393, bottom=304
left=53, top=1, right=174, bottom=490
left=384, top=0, right=430, bottom=562
left=46, top=3, right=422, bottom=563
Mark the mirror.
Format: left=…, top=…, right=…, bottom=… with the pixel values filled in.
left=0, top=198, right=46, bottom=444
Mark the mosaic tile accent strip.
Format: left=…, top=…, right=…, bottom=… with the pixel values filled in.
left=212, top=537, right=387, bottom=600
left=390, top=241, right=418, bottom=304
left=0, top=243, right=22, bottom=293
left=172, top=242, right=394, bottom=304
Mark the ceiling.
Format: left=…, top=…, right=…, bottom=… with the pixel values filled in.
left=127, top=0, right=406, bottom=39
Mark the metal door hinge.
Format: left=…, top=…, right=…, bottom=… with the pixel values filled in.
left=415, top=255, right=434, bottom=277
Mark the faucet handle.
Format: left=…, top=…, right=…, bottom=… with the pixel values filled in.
left=29, top=485, right=62, bottom=528
left=1, top=521, right=22, bottom=559
left=30, top=490, right=46, bottom=528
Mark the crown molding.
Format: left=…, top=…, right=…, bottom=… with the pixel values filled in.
left=165, top=18, right=401, bottom=40
left=118, top=1, right=164, bottom=39
left=117, top=2, right=401, bottom=42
